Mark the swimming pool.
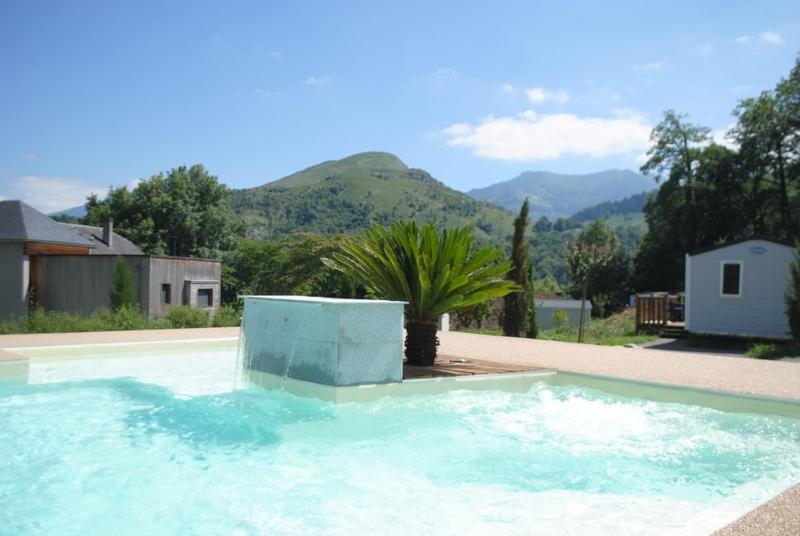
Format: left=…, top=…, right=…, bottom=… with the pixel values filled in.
left=2, top=339, right=799, bottom=535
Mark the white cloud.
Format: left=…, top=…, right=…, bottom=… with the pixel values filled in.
left=734, top=31, right=784, bottom=45
left=269, top=49, right=282, bottom=59
left=759, top=31, right=784, bottom=45
left=525, top=87, right=569, bottom=104
left=501, top=83, right=516, bottom=94
left=305, top=76, right=330, bottom=86
left=632, top=61, right=666, bottom=73
left=441, top=109, right=652, bottom=161
left=5, top=176, right=105, bottom=213
left=697, top=43, right=715, bottom=57
left=712, top=123, right=738, bottom=150
left=22, top=152, right=37, bottom=161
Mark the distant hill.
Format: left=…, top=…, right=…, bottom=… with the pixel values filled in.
left=49, top=205, right=87, bottom=219
left=570, top=190, right=654, bottom=221
left=230, top=152, right=515, bottom=243
left=468, top=169, right=653, bottom=218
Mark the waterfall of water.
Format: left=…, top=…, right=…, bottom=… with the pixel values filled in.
left=234, top=305, right=250, bottom=389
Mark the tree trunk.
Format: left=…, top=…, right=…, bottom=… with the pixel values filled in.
left=405, top=319, right=439, bottom=366
left=578, top=280, right=588, bottom=343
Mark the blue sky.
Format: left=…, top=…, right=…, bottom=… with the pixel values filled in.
left=1, top=0, right=798, bottom=212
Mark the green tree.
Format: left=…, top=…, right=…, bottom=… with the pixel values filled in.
left=221, top=233, right=361, bottom=305
left=324, top=222, right=516, bottom=366
left=503, top=199, right=531, bottom=337
left=787, top=244, right=800, bottom=343
left=566, top=234, right=616, bottom=342
left=571, top=220, right=631, bottom=317
left=733, top=82, right=799, bottom=241
left=110, top=258, right=137, bottom=311
left=641, top=110, right=710, bottom=253
left=86, top=165, right=244, bottom=258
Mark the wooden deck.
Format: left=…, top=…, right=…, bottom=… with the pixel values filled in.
left=403, top=354, right=545, bottom=379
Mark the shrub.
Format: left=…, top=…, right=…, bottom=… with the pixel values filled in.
left=165, top=306, right=209, bottom=329
left=211, top=305, right=241, bottom=327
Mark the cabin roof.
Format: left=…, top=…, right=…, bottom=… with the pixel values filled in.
left=0, top=200, right=95, bottom=248
left=688, top=236, right=794, bottom=257
left=61, top=223, right=144, bottom=255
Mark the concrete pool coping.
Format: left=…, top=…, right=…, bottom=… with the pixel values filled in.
left=1, top=326, right=799, bottom=534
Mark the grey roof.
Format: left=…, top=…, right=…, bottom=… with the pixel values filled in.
left=688, top=236, right=794, bottom=256
left=61, top=223, right=144, bottom=255
left=0, top=200, right=94, bottom=248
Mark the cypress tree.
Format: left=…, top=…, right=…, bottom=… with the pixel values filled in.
left=503, top=199, right=531, bottom=337
left=110, top=257, right=138, bottom=311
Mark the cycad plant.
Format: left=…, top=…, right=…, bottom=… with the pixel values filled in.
left=324, top=222, right=516, bottom=366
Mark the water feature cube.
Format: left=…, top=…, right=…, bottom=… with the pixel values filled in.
left=241, top=296, right=405, bottom=386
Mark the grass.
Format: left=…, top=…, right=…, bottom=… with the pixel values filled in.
left=746, top=342, right=800, bottom=359
left=455, top=310, right=657, bottom=346
left=0, top=305, right=241, bottom=335
left=538, top=310, right=657, bottom=346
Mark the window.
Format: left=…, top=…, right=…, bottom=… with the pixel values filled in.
left=197, top=288, right=213, bottom=308
left=160, top=284, right=171, bottom=304
left=721, top=262, right=742, bottom=297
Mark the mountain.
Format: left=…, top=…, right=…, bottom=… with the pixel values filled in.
left=49, top=205, right=87, bottom=219
left=467, top=169, right=654, bottom=218
left=570, top=190, right=654, bottom=222
left=230, top=152, right=514, bottom=243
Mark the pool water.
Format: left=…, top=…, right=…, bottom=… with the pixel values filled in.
left=1, top=342, right=799, bottom=535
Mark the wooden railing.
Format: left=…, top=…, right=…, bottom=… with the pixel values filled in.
left=635, top=293, right=669, bottom=333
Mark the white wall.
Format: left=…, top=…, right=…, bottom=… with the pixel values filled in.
left=686, top=240, right=793, bottom=339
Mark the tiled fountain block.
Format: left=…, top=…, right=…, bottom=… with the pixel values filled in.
left=242, top=296, right=405, bottom=386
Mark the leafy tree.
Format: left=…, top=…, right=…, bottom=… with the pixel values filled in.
left=733, top=84, right=799, bottom=241
left=503, top=199, right=531, bottom=337
left=221, top=233, right=360, bottom=304
left=635, top=58, right=800, bottom=292
left=86, top=165, right=244, bottom=258
left=454, top=301, right=493, bottom=329
left=566, top=240, right=615, bottom=342
left=324, top=222, right=516, bottom=366
left=641, top=110, right=710, bottom=253
left=569, top=220, right=631, bottom=317
left=110, top=258, right=137, bottom=311
left=787, top=244, right=800, bottom=343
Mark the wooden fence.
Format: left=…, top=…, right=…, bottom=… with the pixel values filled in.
left=635, top=293, right=669, bottom=333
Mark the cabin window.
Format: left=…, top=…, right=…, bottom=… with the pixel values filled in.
left=197, top=288, right=213, bottom=308
left=161, top=284, right=171, bottom=304
left=721, top=262, right=742, bottom=297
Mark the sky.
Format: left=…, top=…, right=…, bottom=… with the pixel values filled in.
left=1, top=0, right=799, bottom=212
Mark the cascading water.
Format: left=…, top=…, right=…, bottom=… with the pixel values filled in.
left=234, top=305, right=251, bottom=388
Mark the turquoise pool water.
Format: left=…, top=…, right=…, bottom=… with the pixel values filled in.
left=1, top=342, right=800, bottom=535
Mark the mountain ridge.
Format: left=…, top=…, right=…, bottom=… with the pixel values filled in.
left=229, top=151, right=515, bottom=243
left=468, top=169, right=653, bottom=218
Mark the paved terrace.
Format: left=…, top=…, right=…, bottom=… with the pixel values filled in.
left=1, top=327, right=799, bottom=535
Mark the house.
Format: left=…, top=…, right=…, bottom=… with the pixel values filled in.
left=685, top=237, right=795, bottom=340
left=535, top=299, right=592, bottom=330
left=0, top=200, right=221, bottom=322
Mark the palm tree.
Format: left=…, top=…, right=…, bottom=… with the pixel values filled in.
left=323, top=222, right=516, bottom=366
